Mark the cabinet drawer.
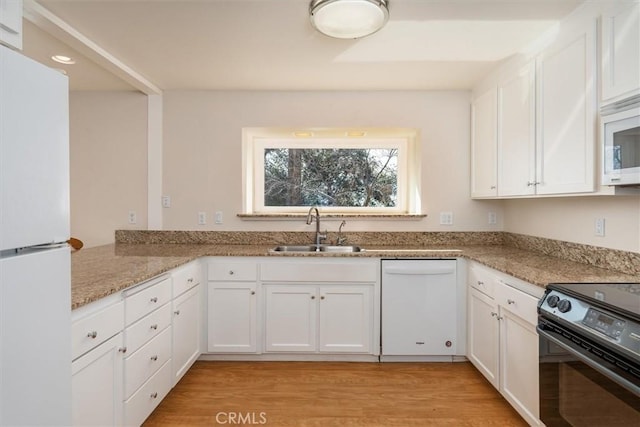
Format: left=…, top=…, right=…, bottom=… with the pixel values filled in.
left=208, top=261, right=257, bottom=281
left=495, top=281, right=539, bottom=325
left=468, top=262, right=496, bottom=297
left=124, top=326, right=172, bottom=399
left=173, top=261, right=201, bottom=297
left=261, top=261, right=377, bottom=282
left=72, top=301, right=124, bottom=360
left=125, top=277, right=172, bottom=326
left=125, top=302, right=171, bottom=355
left=124, top=359, right=172, bottom=427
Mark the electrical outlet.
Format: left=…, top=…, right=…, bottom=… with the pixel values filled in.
left=198, top=212, right=207, bottom=225
left=439, top=211, right=454, bottom=225
left=162, top=195, right=171, bottom=208
left=595, top=218, right=605, bottom=237
left=215, top=211, right=223, bottom=224
left=488, top=212, right=497, bottom=225
left=128, top=210, right=137, bottom=224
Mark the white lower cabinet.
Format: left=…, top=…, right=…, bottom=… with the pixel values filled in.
left=466, top=261, right=543, bottom=426
left=264, top=284, right=373, bottom=353
left=72, top=332, right=125, bottom=426
left=172, top=285, right=201, bottom=383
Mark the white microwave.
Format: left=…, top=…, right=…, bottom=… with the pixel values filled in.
left=601, top=103, right=640, bottom=186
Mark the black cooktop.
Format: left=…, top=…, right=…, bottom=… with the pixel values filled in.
left=548, top=283, right=640, bottom=321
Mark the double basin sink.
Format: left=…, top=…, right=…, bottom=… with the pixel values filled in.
left=271, top=245, right=363, bottom=253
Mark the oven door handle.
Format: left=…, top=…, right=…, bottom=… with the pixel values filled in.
left=537, top=326, right=640, bottom=397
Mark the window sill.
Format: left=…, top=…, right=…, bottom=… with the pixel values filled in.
left=237, top=213, right=427, bottom=221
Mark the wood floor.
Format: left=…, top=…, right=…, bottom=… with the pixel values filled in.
left=144, top=361, right=527, bottom=427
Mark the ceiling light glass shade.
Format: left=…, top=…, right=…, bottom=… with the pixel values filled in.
left=310, top=0, right=389, bottom=39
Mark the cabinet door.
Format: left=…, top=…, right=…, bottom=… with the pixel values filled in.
left=536, top=21, right=596, bottom=195
left=467, top=287, right=499, bottom=388
left=208, top=282, right=257, bottom=353
left=0, top=0, right=22, bottom=49
left=498, top=62, right=536, bottom=196
left=499, top=306, right=540, bottom=426
left=471, top=87, right=498, bottom=198
left=264, top=285, right=317, bottom=352
left=601, top=1, right=640, bottom=103
left=172, top=285, right=201, bottom=385
left=319, top=286, right=372, bottom=353
left=72, top=333, right=124, bottom=426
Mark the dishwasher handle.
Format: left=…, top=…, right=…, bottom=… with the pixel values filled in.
left=383, top=266, right=455, bottom=276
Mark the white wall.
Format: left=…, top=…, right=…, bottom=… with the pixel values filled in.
left=504, top=196, right=640, bottom=253
left=162, top=90, right=505, bottom=233
left=69, top=91, right=148, bottom=248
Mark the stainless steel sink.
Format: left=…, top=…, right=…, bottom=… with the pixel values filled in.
left=271, top=245, right=362, bottom=253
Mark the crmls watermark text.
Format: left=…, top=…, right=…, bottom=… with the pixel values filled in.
left=215, top=411, right=267, bottom=425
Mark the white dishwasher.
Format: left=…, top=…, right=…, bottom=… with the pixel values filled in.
left=381, top=259, right=457, bottom=360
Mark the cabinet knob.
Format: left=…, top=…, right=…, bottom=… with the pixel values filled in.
left=491, top=312, right=498, bottom=317
left=490, top=185, right=496, bottom=190
left=188, top=277, right=194, bottom=283
left=150, top=324, right=158, bottom=330
left=118, top=347, right=127, bottom=354
left=497, top=316, right=504, bottom=320
left=150, top=297, right=158, bottom=303
left=507, top=299, right=515, bottom=305
left=174, top=310, right=181, bottom=315
left=150, top=392, right=158, bottom=399
left=229, top=270, right=235, bottom=275
left=320, top=296, right=325, bottom=300
left=311, top=295, right=316, bottom=300
left=87, top=331, right=98, bottom=339
left=150, top=355, right=158, bottom=361
left=251, top=290, right=256, bottom=295
left=477, top=280, right=484, bottom=286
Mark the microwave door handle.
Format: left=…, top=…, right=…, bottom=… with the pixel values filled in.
left=537, top=326, right=640, bottom=397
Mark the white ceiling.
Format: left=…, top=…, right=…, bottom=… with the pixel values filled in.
left=21, top=0, right=584, bottom=92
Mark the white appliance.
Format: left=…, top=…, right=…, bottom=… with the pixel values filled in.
left=0, top=44, right=71, bottom=425
left=602, top=100, right=640, bottom=186
left=381, top=259, right=458, bottom=360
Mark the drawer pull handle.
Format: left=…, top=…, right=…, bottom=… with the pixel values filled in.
left=87, top=331, right=98, bottom=339
left=150, top=297, right=158, bottom=303
left=229, top=270, right=235, bottom=275
left=188, top=277, right=194, bottom=283
left=150, top=324, right=158, bottom=330
left=507, top=299, right=515, bottom=305
left=118, top=347, right=127, bottom=354
left=174, top=310, right=181, bottom=315
left=150, top=355, right=158, bottom=361
left=150, top=392, right=158, bottom=399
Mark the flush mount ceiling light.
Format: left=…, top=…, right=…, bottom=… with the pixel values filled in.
left=310, top=0, right=389, bottom=39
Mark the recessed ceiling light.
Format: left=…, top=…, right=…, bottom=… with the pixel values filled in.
left=294, top=131, right=313, bottom=137
left=51, top=55, right=76, bottom=65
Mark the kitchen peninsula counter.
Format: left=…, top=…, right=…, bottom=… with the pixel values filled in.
left=71, top=241, right=639, bottom=310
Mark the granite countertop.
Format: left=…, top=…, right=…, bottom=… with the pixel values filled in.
left=71, top=242, right=638, bottom=310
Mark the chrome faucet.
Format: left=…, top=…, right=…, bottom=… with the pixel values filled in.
left=336, top=220, right=347, bottom=246
left=306, top=206, right=327, bottom=247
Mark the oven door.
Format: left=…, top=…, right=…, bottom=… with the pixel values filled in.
left=538, top=319, right=640, bottom=426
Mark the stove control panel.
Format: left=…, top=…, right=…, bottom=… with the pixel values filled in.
left=583, top=308, right=626, bottom=340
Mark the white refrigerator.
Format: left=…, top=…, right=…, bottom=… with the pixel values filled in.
left=0, top=44, right=71, bottom=425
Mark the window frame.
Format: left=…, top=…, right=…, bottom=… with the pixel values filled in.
left=242, top=128, right=421, bottom=215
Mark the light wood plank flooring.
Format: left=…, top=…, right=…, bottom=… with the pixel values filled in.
left=144, top=361, right=527, bottom=427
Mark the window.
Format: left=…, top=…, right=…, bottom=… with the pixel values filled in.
left=242, top=128, right=420, bottom=215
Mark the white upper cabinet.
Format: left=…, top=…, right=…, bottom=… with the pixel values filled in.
left=497, top=61, right=536, bottom=197
left=471, top=87, right=498, bottom=198
left=0, top=0, right=22, bottom=50
left=601, top=1, right=640, bottom=104
left=536, top=18, right=597, bottom=195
